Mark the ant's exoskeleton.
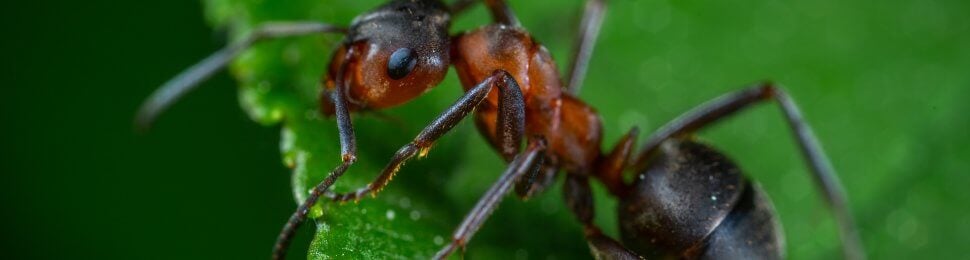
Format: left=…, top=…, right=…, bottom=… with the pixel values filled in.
left=136, top=0, right=865, bottom=259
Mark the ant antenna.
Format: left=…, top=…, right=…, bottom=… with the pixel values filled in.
left=134, top=22, right=346, bottom=131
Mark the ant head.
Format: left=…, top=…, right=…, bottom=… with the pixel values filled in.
left=324, top=0, right=451, bottom=110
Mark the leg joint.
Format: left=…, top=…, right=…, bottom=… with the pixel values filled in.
left=758, top=81, right=781, bottom=99
left=489, top=69, right=516, bottom=85
left=341, top=153, right=357, bottom=164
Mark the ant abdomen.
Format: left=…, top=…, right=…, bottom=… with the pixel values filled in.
left=619, top=138, right=784, bottom=259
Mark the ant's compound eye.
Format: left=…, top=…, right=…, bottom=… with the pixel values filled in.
left=387, top=48, right=417, bottom=80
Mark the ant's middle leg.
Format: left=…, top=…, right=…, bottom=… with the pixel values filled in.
left=433, top=138, right=547, bottom=259
left=631, top=83, right=864, bottom=260
left=563, top=174, right=642, bottom=259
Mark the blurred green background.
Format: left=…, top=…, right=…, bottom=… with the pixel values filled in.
left=3, top=0, right=968, bottom=259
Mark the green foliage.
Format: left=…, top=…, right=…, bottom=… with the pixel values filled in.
left=203, top=0, right=970, bottom=259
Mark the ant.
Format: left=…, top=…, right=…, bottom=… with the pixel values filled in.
left=136, top=0, right=865, bottom=259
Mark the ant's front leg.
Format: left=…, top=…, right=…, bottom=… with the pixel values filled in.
left=273, top=69, right=525, bottom=259
left=632, top=83, right=865, bottom=260
left=292, top=70, right=527, bottom=260
left=322, top=70, right=527, bottom=203
left=273, top=49, right=361, bottom=260
left=273, top=69, right=527, bottom=258
left=274, top=70, right=526, bottom=259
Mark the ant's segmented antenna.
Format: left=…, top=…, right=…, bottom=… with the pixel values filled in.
left=134, top=22, right=346, bottom=131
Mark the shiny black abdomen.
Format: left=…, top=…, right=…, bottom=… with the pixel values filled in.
left=618, top=139, right=784, bottom=259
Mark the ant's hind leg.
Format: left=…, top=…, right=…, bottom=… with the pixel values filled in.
left=433, top=139, right=547, bottom=260
left=135, top=22, right=346, bottom=130
left=563, top=174, right=642, bottom=259
left=631, top=83, right=864, bottom=260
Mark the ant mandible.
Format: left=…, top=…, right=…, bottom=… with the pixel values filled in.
left=136, top=0, right=865, bottom=259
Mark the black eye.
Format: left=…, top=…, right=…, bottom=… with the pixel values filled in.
left=387, top=48, right=417, bottom=80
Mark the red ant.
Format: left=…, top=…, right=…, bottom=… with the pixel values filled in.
left=137, top=0, right=864, bottom=259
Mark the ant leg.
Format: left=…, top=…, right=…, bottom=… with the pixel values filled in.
left=324, top=70, right=526, bottom=202
left=272, top=63, right=359, bottom=260
left=563, top=174, right=642, bottom=259
left=135, top=22, right=346, bottom=130
left=449, top=0, right=479, bottom=15
left=483, top=0, right=521, bottom=26
left=632, top=83, right=865, bottom=260
left=434, top=139, right=547, bottom=259
left=514, top=163, right=557, bottom=198
left=566, top=0, right=607, bottom=94
left=595, top=126, right=639, bottom=196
